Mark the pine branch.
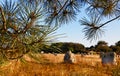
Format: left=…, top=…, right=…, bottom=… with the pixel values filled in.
left=58, top=0, right=69, bottom=14
left=99, top=15, right=120, bottom=28
left=0, top=6, right=7, bottom=31
left=22, top=18, right=36, bottom=34
left=56, top=0, right=62, bottom=7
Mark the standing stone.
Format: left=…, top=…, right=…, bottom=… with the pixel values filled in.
left=100, top=52, right=117, bottom=65
left=64, top=51, right=76, bottom=63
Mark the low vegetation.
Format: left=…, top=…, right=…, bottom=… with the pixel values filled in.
left=0, top=54, right=120, bottom=76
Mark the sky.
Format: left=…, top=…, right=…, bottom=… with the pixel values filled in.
left=56, top=12, right=120, bottom=47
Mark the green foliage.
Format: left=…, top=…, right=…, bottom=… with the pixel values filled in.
left=96, top=45, right=112, bottom=52
left=88, top=46, right=96, bottom=51
left=80, top=15, right=104, bottom=41
left=110, top=45, right=120, bottom=54
left=97, top=41, right=108, bottom=46
left=0, top=0, right=59, bottom=62
left=95, top=41, right=111, bottom=52
left=115, top=41, right=120, bottom=47
left=47, top=42, right=85, bottom=53
left=40, top=40, right=120, bottom=53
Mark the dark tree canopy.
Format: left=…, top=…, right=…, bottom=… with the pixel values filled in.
left=115, top=41, right=120, bottom=47
left=97, top=41, right=108, bottom=46
left=47, top=42, right=85, bottom=53
left=110, top=45, right=120, bottom=54
left=96, top=45, right=112, bottom=52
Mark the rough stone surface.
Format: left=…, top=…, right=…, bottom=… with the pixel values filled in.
left=100, top=52, right=117, bottom=65
left=64, top=51, right=76, bottom=63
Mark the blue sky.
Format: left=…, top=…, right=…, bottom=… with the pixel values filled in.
left=56, top=12, right=120, bottom=47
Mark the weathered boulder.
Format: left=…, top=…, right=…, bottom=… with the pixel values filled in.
left=100, top=52, right=117, bottom=65
left=64, top=51, right=76, bottom=63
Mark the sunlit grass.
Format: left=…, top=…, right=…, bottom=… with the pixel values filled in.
left=0, top=54, right=120, bottom=76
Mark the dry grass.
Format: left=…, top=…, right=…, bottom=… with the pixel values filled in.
left=0, top=54, right=120, bottom=76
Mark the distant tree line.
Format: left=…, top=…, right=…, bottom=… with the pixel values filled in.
left=88, top=41, right=120, bottom=54
left=39, top=41, right=120, bottom=54
left=39, top=42, right=85, bottom=53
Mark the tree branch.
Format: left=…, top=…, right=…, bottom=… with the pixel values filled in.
left=21, top=18, right=36, bottom=34
left=0, top=6, right=7, bottom=31
left=58, top=0, right=69, bottom=14
left=99, top=15, right=120, bottom=28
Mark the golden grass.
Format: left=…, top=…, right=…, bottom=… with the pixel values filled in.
left=0, top=54, right=120, bottom=76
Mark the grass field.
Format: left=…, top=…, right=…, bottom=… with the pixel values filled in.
left=0, top=54, right=120, bottom=76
